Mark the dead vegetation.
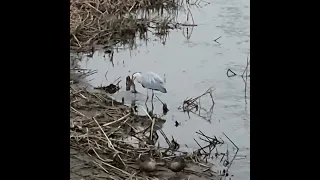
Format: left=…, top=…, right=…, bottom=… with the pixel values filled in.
left=226, top=54, right=250, bottom=104
left=70, top=0, right=188, bottom=53
left=179, top=87, right=215, bottom=122
left=70, top=68, right=228, bottom=180
left=69, top=1, right=233, bottom=178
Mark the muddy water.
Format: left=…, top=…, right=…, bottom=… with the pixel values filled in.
left=78, top=0, right=250, bottom=179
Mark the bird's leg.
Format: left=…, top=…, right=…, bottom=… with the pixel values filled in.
left=145, top=102, right=149, bottom=113
left=151, top=90, right=154, bottom=104
left=145, top=89, right=149, bottom=104
left=151, top=100, right=154, bottom=114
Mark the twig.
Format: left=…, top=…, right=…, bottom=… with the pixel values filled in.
left=92, top=117, right=126, bottom=168
left=194, top=138, right=207, bottom=154
left=103, top=113, right=131, bottom=127
left=139, top=105, right=155, bottom=142
left=214, top=36, right=221, bottom=44
left=108, top=117, right=132, bottom=136
left=99, top=160, right=131, bottom=176
left=226, top=69, right=237, bottom=77
left=155, top=95, right=164, bottom=105
left=241, top=54, right=250, bottom=78
left=104, top=71, right=108, bottom=82
left=112, top=76, right=121, bottom=85
left=222, top=132, right=239, bottom=170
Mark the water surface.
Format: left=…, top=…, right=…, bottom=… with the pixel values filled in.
left=79, top=0, right=250, bottom=179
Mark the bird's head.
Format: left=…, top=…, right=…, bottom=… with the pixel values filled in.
left=131, top=72, right=142, bottom=84
left=128, top=72, right=141, bottom=93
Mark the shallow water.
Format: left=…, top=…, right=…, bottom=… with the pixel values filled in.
left=78, top=0, right=250, bottom=179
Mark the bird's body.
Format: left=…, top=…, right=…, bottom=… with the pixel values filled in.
left=130, top=71, right=167, bottom=103
left=138, top=154, right=157, bottom=173
left=132, top=71, right=167, bottom=93
left=168, top=157, right=186, bottom=173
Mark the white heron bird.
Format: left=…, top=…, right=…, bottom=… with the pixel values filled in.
left=130, top=71, right=167, bottom=103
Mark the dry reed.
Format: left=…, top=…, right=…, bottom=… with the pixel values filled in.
left=70, top=69, right=219, bottom=179
left=70, top=0, right=183, bottom=52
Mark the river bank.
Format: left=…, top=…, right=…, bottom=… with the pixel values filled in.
left=69, top=0, right=247, bottom=179
left=70, top=64, right=222, bottom=180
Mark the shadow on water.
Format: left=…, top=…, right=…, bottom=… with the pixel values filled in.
left=75, top=0, right=250, bottom=179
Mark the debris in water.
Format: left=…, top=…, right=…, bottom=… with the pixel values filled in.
left=170, top=136, right=180, bottom=151
left=179, top=87, right=215, bottom=122
left=104, top=49, right=112, bottom=54
left=226, top=69, right=237, bottom=77
left=174, top=121, right=180, bottom=127
left=193, top=130, right=224, bottom=159
left=94, top=84, right=120, bottom=94
left=222, top=132, right=239, bottom=170
left=125, top=76, right=131, bottom=91
left=131, top=100, right=138, bottom=113
left=163, top=103, right=169, bottom=115
left=213, top=36, right=222, bottom=44
left=154, top=95, right=169, bottom=115
left=148, top=110, right=154, bottom=117
left=226, top=54, right=250, bottom=79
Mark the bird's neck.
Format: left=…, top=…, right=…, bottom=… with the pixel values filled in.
left=133, top=72, right=142, bottom=83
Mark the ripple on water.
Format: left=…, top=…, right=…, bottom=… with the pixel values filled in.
left=77, top=0, right=250, bottom=179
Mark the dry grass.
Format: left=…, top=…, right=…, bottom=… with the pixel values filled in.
left=70, top=67, right=221, bottom=179
left=70, top=0, right=184, bottom=52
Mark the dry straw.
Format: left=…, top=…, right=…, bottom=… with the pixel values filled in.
left=70, top=68, right=218, bottom=179
left=70, top=0, right=182, bottom=52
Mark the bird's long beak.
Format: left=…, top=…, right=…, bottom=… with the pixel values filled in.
left=132, top=83, right=137, bottom=93
left=130, top=77, right=137, bottom=93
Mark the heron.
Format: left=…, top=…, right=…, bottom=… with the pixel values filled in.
left=130, top=71, right=167, bottom=103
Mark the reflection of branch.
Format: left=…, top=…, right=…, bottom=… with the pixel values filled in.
left=182, top=0, right=196, bottom=40
left=227, top=54, right=250, bottom=78
left=241, top=54, right=250, bottom=78
left=179, top=87, right=215, bottom=122
left=189, top=0, right=211, bottom=8
left=214, top=36, right=222, bottom=44
left=182, top=27, right=194, bottom=40
left=223, top=132, right=239, bottom=170
left=242, top=76, right=248, bottom=104
left=104, top=71, right=108, bottom=82
left=193, top=130, right=224, bottom=159
left=241, top=54, right=250, bottom=104
left=155, top=95, right=169, bottom=115
left=226, top=69, right=237, bottom=77
left=109, top=51, right=114, bottom=67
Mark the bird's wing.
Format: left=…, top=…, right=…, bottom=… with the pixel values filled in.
left=141, top=72, right=165, bottom=91
left=146, top=71, right=164, bottom=84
